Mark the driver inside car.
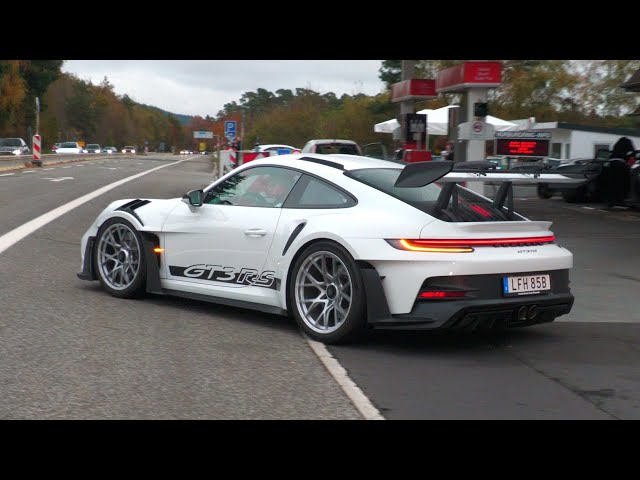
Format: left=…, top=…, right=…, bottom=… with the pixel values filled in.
left=259, top=173, right=294, bottom=207
left=234, top=172, right=295, bottom=207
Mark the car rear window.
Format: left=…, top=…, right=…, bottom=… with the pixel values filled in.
left=316, top=143, right=359, bottom=155
left=347, top=167, right=524, bottom=222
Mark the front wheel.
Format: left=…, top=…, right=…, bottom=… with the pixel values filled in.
left=289, top=242, right=367, bottom=344
left=94, top=217, right=147, bottom=298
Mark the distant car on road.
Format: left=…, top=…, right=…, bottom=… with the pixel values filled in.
left=83, top=144, right=102, bottom=154
left=122, top=146, right=136, bottom=154
left=55, top=142, right=83, bottom=154
left=102, top=146, right=118, bottom=154
left=0, top=138, right=30, bottom=156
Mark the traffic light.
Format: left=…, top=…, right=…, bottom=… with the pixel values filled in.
left=474, top=102, right=489, bottom=117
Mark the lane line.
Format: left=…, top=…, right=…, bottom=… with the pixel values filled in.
left=0, top=173, right=15, bottom=177
left=22, top=170, right=36, bottom=173
left=305, top=336, right=385, bottom=420
left=0, top=158, right=191, bottom=256
left=43, top=168, right=55, bottom=171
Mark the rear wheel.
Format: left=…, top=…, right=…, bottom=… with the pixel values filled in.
left=289, top=242, right=366, bottom=344
left=537, top=184, right=552, bottom=199
left=94, top=218, right=147, bottom=298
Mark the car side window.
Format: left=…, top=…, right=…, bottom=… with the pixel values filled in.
left=204, top=166, right=301, bottom=208
left=284, top=175, right=356, bottom=209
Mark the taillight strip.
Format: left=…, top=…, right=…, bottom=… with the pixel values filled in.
left=410, top=235, right=555, bottom=246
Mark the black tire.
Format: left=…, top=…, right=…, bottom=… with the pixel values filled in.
left=562, top=188, right=580, bottom=203
left=288, top=241, right=367, bottom=344
left=94, top=217, right=147, bottom=298
left=537, top=184, right=552, bottom=199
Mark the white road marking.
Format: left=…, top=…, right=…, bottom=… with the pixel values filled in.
left=305, top=336, right=385, bottom=420
left=0, top=158, right=192, bottom=256
left=583, top=206, right=595, bottom=210
left=22, top=170, right=36, bottom=173
left=0, top=173, right=15, bottom=177
left=43, top=168, right=55, bottom=171
left=75, top=164, right=85, bottom=167
left=103, top=167, right=117, bottom=170
left=42, top=177, right=74, bottom=182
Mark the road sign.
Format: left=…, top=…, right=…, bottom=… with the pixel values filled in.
left=194, top=131, right=214, bottom=139
left=224, top=121, right=237, bottom=139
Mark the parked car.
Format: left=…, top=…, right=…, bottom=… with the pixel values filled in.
left=54, top=141, right=83, bottom=154
left=301, top=139, right=388, bottom=159
left=78, top=155, right=578, bottom=344
left=83, top=143, right=102, bottom=154
left=301, top=139, right=362, bottom=155
left=0, top=138, right=30, bottom=156
left=51, top=142, right=62, bottom=152
left=122, top=146, right=136, bottom=154
left=102, top=146, right=118, bottom=154
left=536, top=157, right=608, bottom=201
left=255, top=144, right=301, bottom=155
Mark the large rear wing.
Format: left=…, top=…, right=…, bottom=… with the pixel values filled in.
left=393, top=160, right=587, bottom=221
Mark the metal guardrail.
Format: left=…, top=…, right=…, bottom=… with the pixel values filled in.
left=0, top=153, right=133, bottom=171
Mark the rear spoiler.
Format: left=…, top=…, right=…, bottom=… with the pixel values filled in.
left=393, top=160, right=587, bottom=221
left=394, top=160, right=586, bottom=187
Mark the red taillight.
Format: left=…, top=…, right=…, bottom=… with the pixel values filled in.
left=419, top=291, right=467, bottom=299
left=388, top=236, right=555, bottom=253
left=397, top=239, right=474, bottom=253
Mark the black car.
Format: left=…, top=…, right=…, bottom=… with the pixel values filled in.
left=537, top=150, right=640, bottom=204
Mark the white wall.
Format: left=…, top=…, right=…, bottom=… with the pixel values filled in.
left=550, top=129, right=572, bottom=158
left=570, top=130, right=640, bottom=158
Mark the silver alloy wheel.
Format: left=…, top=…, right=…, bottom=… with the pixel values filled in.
left=294, top=251, right=353, bottom=334
left=97, top=223, right=141, bottom=291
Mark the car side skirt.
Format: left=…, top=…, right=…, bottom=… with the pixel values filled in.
left=161, top=288, right=288, bottom=316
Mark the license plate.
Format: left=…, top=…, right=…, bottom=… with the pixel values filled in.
left=503, top=274, right=551, bottom=296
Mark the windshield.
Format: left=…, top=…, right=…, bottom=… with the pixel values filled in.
left=0, top=139, right=21, bottom=147
left=347, top=168, right=524, bottom=222
left=87, top=144, right=100, bottom=148
left=60, top=142, right=78, bottom=148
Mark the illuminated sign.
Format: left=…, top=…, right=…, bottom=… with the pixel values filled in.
left=495, top=139, right=550, bottom=157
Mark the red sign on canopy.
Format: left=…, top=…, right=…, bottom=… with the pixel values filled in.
left=391, top=79, right=437, bottom=102
left=436, top=61, right=502, bottom=93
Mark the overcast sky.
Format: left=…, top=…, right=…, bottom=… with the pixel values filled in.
left=62, top=60, right=386, bottom=118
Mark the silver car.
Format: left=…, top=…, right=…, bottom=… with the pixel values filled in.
left=0, top=138, right=30, bottom=156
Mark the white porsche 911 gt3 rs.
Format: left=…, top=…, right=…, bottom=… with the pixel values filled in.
left=78, top=154, right=581, bottom=344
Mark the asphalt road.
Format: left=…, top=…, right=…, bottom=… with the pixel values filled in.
left=1, top=154, right=639, bottom=419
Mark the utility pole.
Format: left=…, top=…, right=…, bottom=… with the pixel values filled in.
left=32, top=97, right=42, bottom=167
left=400, top=60, right=416, bottom=116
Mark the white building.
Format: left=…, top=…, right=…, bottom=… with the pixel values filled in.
left=508, top=120, right=640, bottom=159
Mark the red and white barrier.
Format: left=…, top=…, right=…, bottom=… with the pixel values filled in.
left=33, top=134, right=42, bottom=165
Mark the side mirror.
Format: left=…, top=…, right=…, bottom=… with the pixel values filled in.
left=182, top=189, right=204, bottom=207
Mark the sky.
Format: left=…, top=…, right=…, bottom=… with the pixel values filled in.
left=61, top=60, right=387, bottom=118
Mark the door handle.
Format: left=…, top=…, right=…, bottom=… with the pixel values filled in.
left=244, top=229, right=268, bottom=237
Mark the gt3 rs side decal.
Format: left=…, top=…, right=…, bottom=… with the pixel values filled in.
left=169, top=264, right=277, bottom=289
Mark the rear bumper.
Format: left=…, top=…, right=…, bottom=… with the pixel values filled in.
left=372, top=294, right=574, bottom=331
left=360, top=266, right=574, bottom=331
